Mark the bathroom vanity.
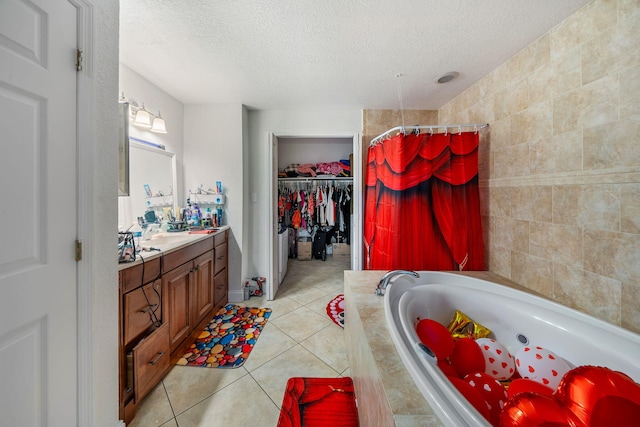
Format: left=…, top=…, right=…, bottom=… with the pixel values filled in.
left=118, top=227, right=229, bottom=423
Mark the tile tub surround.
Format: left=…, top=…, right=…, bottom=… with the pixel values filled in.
left=344, top=270, right=538, bottom=427
left=438, top=0, right=640, bottom=333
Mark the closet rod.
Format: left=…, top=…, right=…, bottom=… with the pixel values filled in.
left=370, top=123, right=489, bottom=146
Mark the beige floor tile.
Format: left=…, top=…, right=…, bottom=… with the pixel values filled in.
left=250, top=343, right=341, bottom=406
left=175, top=374, right=281, bottom=426
left=300, top=323, right=349, bottom=373
left=280, top=283, right=332, bottom=306
left=241, top=323, right=297, bottom=372
left=162, top=364, right=248, bottom=415
left=261, top=296, right=303, bottom=321
left=270, top=305, right=332, bottom=342
left=159, top=419, right=178, bottom=427
left=306, top=290, right=342, bottom=318
left=128, top=382, right=174, bottom=427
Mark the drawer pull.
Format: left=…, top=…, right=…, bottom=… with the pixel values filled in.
left=140, top=303, right=158, bottom=314
left=149, top=351, right=165, bottom=366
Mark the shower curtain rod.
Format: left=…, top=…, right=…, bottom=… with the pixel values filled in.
left=370, top=123, right=489, bottom=146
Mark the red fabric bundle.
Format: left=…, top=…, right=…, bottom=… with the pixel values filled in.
left=277, top=377, right=359, bottom=427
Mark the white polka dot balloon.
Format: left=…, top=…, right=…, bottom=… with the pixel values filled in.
left=514, top=345, right=571, bottom=390
left=476, top=338, right=516, bottom=381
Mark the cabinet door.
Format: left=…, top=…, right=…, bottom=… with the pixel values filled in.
left=162, top=262, right=193, bottom=350
left=192, top=251, right=214, bottom=326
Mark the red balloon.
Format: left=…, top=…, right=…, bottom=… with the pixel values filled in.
left=501, top=366, right=640, bottom=427
left=558, top=366, right=640, bottom=427
left=438, top=358, right=460, bottom=378
left=450, top=337, right=485, bottom=377
left=447, top=376, right=490, bottom=421
left=507, top=378, right=554, bottom=399
left=415, top=319, right=455, bottom=360
left=463, top=372, right=508, bottom=426
left=500, top=392, right=584, bottom=427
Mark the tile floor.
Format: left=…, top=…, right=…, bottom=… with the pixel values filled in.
left=129, top=255, right=351, bottom=427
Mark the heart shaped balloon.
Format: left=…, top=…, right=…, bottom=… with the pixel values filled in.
left=501, top=366, right=640, bottom=427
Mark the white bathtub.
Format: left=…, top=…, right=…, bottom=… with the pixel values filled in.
left=383, top=271, right=640, bottom=427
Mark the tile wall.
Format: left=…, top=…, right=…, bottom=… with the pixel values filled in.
left=437, top=0, right=640, bottom=333
left=362, top=1, right=639, bottom=334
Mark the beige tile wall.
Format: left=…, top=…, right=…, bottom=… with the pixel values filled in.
left=438, top=0, right=640, bottom=333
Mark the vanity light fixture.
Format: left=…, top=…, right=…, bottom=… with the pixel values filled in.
left=122, top=93, right=168, bottom=133
left=150, top=111, right=167, bottom=133
left=133, top=104, right=152, bottom=129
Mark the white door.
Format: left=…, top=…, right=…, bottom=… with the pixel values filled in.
left=0, top=1, right=78, bottom=426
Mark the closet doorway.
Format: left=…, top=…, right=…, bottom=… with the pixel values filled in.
left=267, top=133, right=363, bottom=300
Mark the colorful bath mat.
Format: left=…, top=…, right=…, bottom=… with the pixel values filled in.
left=176, top=303, right=272, bottom=368
left=326, top=294, right=344, bottom=328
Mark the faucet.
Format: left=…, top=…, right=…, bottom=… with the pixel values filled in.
left=375, top=270, right=420, bottom=296
left=142, top=223, right=160, bottom=241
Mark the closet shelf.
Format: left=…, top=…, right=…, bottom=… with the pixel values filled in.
left=278, top=176, right=352, bottom=182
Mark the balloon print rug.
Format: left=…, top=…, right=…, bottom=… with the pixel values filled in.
left=177, top=303, right=272, bottom=368
left=326, top=294, right=344, bottom=328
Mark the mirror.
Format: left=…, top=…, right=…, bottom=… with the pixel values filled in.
left=118, top=102, right=130, bottom=196
left=118, top=140, right=177, bottom=229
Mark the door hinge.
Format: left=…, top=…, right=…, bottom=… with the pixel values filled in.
left=75, top=239, right=83, bottom=262
left=76, top=49, right=83, bottom=71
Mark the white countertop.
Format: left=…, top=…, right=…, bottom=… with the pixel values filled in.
left=118, top=225, right=229, bottom=271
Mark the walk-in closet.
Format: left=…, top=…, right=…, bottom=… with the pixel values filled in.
left=274, top=136, right=357, bottom=294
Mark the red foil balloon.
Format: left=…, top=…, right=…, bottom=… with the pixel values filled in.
left=501, top=366, right=640, bottom=427
left=557, top=366, right=640, bottom=427
left=507, top=378, right=554, bottom=399
left=500, top=392, right=584, bottom=427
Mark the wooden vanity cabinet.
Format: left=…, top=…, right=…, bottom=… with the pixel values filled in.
left=213, top=232, right=228, bottom=306
left=119, top=229, right=229, bottom=424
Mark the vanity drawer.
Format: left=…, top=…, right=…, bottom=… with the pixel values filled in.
left=123, top=280, right=162, bottom=345
left=133, top=322, right=170, bottom=402
left=120, top=257, right=161, bottom=294
left=163, top=236, right=213, bottom=273
left=214, top=230, right=227, bottom=247
left=214, top=242, right=227, bottom=275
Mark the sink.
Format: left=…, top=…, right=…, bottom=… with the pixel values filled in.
left=140, top=232, right=199, bottom=251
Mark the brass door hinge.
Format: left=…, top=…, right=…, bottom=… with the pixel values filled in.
left=76, top=49, right=83, bottom=71
left=75, top=239, right=83, bottom=262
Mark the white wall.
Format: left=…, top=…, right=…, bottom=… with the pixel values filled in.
left=246, top=109, right=362, bottom=285
left=91, top=1, right=119, bottom=425
left=278, top=137, right=353, bottom=169
left=119, top=63, right=185, bottom=223
left=184, top=104, right=244, bottom=301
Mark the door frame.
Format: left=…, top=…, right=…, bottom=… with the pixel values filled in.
left=266, top=131, right=363, bottom=301
left=71, top=0, right=96, bottom=425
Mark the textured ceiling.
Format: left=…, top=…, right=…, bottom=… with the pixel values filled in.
left=120, top=0, right=590, bottom=110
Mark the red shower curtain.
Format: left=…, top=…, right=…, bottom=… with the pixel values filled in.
left=364, top=131, right=484, bottom=271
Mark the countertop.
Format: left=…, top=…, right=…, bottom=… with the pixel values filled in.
left=118, top=225, right=229, bottom=271
left=344, top=270, right=532, bottom=427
